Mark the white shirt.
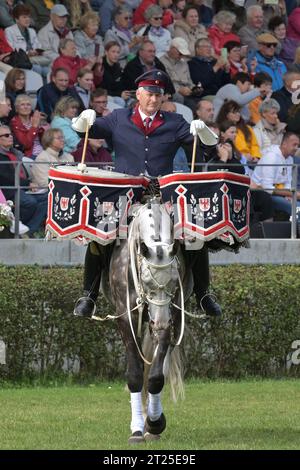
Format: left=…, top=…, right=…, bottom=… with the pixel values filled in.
left=139, top=107, right=158, bottom=127
left=251, top=144, right=293, bottom=192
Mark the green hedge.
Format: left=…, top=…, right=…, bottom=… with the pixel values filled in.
left=1, top=265, right=300, bottom=382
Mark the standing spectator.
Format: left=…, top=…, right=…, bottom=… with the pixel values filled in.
left=268, top=16, right=299, bottom=67
left=173, top=5, right=207, bottom=55
left=51, top=38, right=94, bottom=86
left=36, top=67, right=73, bottom=121
left=0, top=0, right=15, bottom=29
left=104, top=6, right=143, bottom=69
left=62, top=0, right=92, bottom=30
left=31, top=128, right=74, bottom=190
left=38, top=4, right=74, bottom=63
left=4, top=68, right=26, bottom=108
left=160, top=37, right=194, bottom=106
left=271, top=71, right=300, bottom=123
left=208, top=10, right=240, bottom=57
left=238, top=5, right=265, bottom=52
left=136, top=4, right=171, bottom=58
left=253, top=99, right=286, bottom=152
left=10, top=94, right=47, bottom=158
left=133, top=0, right=173, bottom=30
left=252, top=33, right=287, bottom=92
left=24, top=0, right=59, bottom=32
left=51, top=96, right=80, bottom=152
left=213, top=72, right=260, bottom=121
left=5, top=4, right=51, bottom=81
left=188, top=37, right=231, bottom=96
left=70, top=67, right=94, bottom=112
left=121, top=40, right=175, bottom=96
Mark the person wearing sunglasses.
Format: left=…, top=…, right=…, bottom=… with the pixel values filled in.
left=251, top=33, right=287, bottom=92
left=136, top=5, right=171, bottom=58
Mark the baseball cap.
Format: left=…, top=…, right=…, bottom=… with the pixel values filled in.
left=51, top=4, right=69, bottom=16
left=170, top=38, right=190, bottom=56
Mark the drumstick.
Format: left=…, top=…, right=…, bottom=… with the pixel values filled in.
left=78, top=118, right=90, bottom=172
left=191, top=135, right=197, bottom=173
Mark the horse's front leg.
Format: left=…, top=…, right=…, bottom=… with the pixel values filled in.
left=117, top=318, right=145, bottom=443
left=146, top=328, right=170, bottom=436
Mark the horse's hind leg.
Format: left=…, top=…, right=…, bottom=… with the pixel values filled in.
left=117, top=319, right=145, bottom=444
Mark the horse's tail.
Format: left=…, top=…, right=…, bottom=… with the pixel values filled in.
left=163, top=346, right=185, bottom=402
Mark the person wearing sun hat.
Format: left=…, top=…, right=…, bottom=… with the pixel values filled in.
left=71, top=68, right=223, bottom=320
left=251, top=32, right=287, bottom=91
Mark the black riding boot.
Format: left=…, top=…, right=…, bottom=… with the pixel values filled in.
left=74, top=242, right=102, bottom=318
left=186, top=245, right=222, bottom=317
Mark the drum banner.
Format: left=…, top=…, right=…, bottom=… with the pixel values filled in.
left=46, top=167, right=150, bottom=244
left=158, top=171, right=250, bottom=245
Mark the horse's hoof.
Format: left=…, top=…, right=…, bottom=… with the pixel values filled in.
left=144, top=413, right=166, bottom=435
left=128, top=431, right=145, bottom=444
left=144, top=432, right=161, bottom=442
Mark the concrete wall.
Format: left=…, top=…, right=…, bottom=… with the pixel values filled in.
left=0, top=239, right=299, bottom=266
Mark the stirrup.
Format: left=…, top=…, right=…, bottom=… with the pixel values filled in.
left=199, top=292, right=217, bottom=311
left=73, top=295, right=97, bottom=318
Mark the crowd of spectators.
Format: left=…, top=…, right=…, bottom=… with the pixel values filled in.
left=1, top=0, right=300, bottom=239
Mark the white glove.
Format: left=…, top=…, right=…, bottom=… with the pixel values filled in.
left=72, top=109, right=96, bottom=132
left=190, top=119, right=219, bottom=146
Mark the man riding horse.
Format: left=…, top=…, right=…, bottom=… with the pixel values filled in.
left=72, top=69, right=222, bottom=319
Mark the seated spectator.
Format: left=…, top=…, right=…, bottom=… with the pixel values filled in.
left=173, top=4, right=207, bottom=55
left=31, top=128, right=74, bottom=190
left=38, top=4, right=74, bottom=64
left=268, top=16, right=299, bottom=67
left=188, top=37, right=231, bottom=96
left=70, top=67, right=94, bottom=112
left=253, top=99, right=286, bottom=153
left=0, top=96, right=12, bottom=126
left=104, top=6, right=143, bottom=69
left=90, top=88, right=111, bottom=117
left=213, top=72, right=260, bottom=121
left=0, top=27, right=13, bottom=74
left=5, top=4, right=51, bottom=82
left=25, top=0, right=59, bottom=32
left=37, top=67, right=73, bottom=121
left=212, top=0, right=246, bottom=32
left=194, top=98, right=214, bottom=125
left=52, top=38, right=94, bottom=86
left=133, top=0, right=174, bottom=31
left=160, top=37, right=195, bottom=107
left=189, top=0, right=213, bottom=28
left=62, top=0, right=92, bottom=30
left=238, top=5, right=265, bottom=52
left=91, top=0, right=133, bottom=36
left=73, top=11, right=104, bottom=76
left=251, top=131, right=300, bottom=219
left=248, top=72, right=273, bottom=125
left=0, top=0, right=15, bottom=29
left=136, top=4, right=171, bottom=58
left=208, top=10, right=240, bottom=57
left=287, top=5, right=300, bottom=41
left=4, top=68, right=26, bottom=109
left=216, top=100, right=261, bottom=165
left=272, top=71, right=300, bottom=123
left=0, top=124, right=48, bottom=237
left=171, top=0, right=186, bottom=22
left=72, top=137, right=112, bottom=167
left=121, top=40, right=175, bottom=96
left=286, top=102, right=300, bottom=135
left=260, top=0, right=287, bottom=28
left=101, top=42, right=132, bottom=106
left=251, top=33, right=287, bottom=92
left=51, top=96, right=80, bottom=152
left=224, top=41, right=257, bottom=78
left=10, top=94, right=48, bottom=158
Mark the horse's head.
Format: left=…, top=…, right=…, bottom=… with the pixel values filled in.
left=135, top=199, right=179, bottom=332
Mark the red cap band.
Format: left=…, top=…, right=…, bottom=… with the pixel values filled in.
left=138, top=79, right=165, bottom=88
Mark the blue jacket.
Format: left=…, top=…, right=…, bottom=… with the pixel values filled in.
left=252, top=52, right=287, bottom=92
left=89, top=108, right=195, bottom=176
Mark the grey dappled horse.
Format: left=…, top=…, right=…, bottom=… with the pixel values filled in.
left=104, top=196, right=192, bottom=444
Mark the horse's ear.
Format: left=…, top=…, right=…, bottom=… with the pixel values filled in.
left=140, top=242, right=149, bottom=258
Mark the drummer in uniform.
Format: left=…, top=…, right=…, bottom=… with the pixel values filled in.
left=72, top=69, right=222, bottom=318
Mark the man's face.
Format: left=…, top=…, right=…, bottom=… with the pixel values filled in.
left=51, top=13, right=68, bottom=29
left=139, top=44, right=156, bottom=65
left=259, top=42, right=277, bottom=59
left=196, top=101, right=214, bottom=123
left=91, top=95, right=108, bottom=115
left=0, top=99, right=12, bottom=118
left=17, top=14, right=31, bottom=29
left=249, top=10, right=264, bottom=29
left=196, top=41, right=213, bottom=58
left=136, top=88, right=163, bottom=116
left=0, top=127, right=13, bottom=149
left=53, top=71, right=69, bottom=91
left=282, top=135, right=300, bottom=157
left=62, top=40, right=77, bottom=57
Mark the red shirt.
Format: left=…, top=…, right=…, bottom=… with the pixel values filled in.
left=51, top=55, right=89, bottom=86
